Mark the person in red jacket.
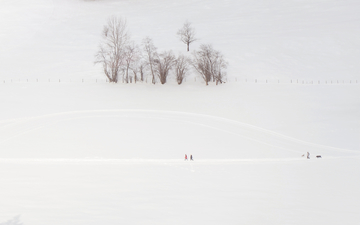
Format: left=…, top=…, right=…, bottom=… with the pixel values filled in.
left=185, top=154, right=188, bottom=160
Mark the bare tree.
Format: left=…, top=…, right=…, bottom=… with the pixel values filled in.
left=123, top=42, right=140, bottom=83
left=212, top=50, right=228, bottom=84
left=192, top=44, right=212, bottom=85
left=142, top=37, right=158, bottom=84
left=154, top=51, right=176, bottom=84
left=177, top=21, right=197, bottom=52
left=174, top=54, right=191, bottom=85
left=95, top=16, right=129, bottom=83
left=192, top=44, right=228, bottom=85
left=130, top=60, right=146, bottom=83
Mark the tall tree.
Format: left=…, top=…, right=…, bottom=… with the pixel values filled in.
left=142, top=37, right=158, bottom=84
left=123, top=42, right=140, bottom=83
left=95, top=16, right=129, bottom=83
left=177, top=21, right=197, bottom=52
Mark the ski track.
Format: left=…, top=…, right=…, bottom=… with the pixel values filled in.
left=1, top=155, right=359, bottom=165
left=0, top=158, right=335, bottom=165
left=0, top=109, right=358, bottom=159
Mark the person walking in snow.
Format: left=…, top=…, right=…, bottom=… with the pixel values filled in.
left=190, top=155, right=193, bottom=161
left=307, top=152, right=310, bottom=159
left=185, top=154, right=188, bottom=160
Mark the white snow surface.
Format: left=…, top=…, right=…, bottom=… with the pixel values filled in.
left=0, top=0, right=360, bottom=225
left=0, top=81, right=359, bottom=225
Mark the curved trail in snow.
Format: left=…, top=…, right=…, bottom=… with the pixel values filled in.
left=0, top=109, right=358, bottom=158
left=1, top=157, right=358, bottom=165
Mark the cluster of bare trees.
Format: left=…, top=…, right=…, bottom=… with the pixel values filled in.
left=192, top=44, right=228, bottom=85
left=95, top=16, right=228, bottom=85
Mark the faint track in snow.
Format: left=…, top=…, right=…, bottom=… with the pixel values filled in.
left=1, top=156, right=359, bottom=165
left=0, top=109, right=358, bottom=158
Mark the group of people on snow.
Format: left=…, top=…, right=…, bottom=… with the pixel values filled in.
left=184, top=154, right=193, bottom=161
left=302, top=152, right=311, bottom=159
left=301, top=152, right=321, bottom=159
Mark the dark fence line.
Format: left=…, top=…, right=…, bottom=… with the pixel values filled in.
left=227, top=78, right=358, bottom=85
left=2, top=78, right=359, bottom=85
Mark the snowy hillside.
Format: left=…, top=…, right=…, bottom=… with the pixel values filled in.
left=1, top=0, right=360, bottom=80
left=0, top=0, right=360, bottom=225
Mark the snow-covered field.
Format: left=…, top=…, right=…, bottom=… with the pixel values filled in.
left=1, top=0, right=360, bottom=224
left=1, top=82, right=359, bottom=225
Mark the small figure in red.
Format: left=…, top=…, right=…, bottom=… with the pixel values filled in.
left=185, top=154, right=188, bottom=160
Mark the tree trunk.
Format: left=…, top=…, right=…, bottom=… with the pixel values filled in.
left=126, top=66, right=130, bottom=83
left=150, top=62, right=155, bottom=84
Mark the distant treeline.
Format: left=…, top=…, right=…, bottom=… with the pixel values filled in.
left=95, top=16, right=228, bottom=85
